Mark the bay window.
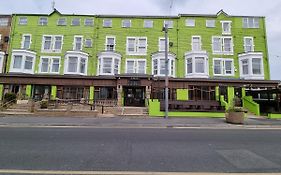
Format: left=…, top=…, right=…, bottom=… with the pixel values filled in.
left=64, top=51, right=88, bottom=75
left=152, top=52, right=175, bottom=77
left=239, top=52, right=264, bottom=79
left=10, top=50, right=36, bottom=74
left=97, top=52, right=121, bottom=75
left=185, top=51, right=209, bottom=78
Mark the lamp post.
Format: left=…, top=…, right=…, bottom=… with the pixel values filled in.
left=163, top=24, right=169, bottom=119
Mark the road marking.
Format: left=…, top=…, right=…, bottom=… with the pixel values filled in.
left=0, top=169, right=280, bottom=175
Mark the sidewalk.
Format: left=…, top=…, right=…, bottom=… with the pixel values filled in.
left=1, top=115, right=281, bottom=129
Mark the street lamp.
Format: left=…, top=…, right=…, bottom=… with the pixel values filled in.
left=162, top=24, right=169, bottom=119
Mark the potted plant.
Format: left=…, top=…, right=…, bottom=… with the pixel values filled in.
left=225, top=97, right=247, bottom=124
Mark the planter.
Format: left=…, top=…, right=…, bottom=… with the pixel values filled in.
left=225, top=111, right=245, bottom=124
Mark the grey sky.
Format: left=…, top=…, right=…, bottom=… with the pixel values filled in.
left=1, top=0, right=281, bottom=80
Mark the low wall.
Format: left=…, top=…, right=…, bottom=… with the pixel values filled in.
left=243, top=96, right=260, bottom=116
left=267, top=113, right=281, bottom=119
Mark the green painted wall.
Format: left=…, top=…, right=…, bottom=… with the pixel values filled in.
left=89, top=86, right=94, bottom=104
left=243, top=96, right=260, bottom=116
left=176, top=89, right=188, bottom=100
left=220, top=95, right=229, bottom=110
left=0, top=84, right=3, bottom=100
left=25, top=85, right=32, bottom=98
left=215, top=86, right=219, bottom=101
left=227, top=86, right=235, bottom=106
left=51, top=85, right=57, bottom=100
left=268, top=113, right=281, bottom=119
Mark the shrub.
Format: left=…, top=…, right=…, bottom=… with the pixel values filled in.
left=4, top=92, right=17, bottom=103
left=40, top=99, right=48, bottom=109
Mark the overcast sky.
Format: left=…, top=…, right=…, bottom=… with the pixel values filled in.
left=1, top=0, right=281, bottom=80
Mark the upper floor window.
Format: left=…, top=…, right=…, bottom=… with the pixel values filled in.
left=73, top=36, right=83, bottom=51
left=164, top=20, right=173, bottom=28
left=0, top=18, right=9, bottom=26
left=41, top=35, right=63, bottom=53
left=126, top=37, right=147, bottom=55
left=71, top=18, right=80, bottom=26
left=21, top=34, right=31, bottom=49
left=105, top=36, right=115, bottom=51
left=19, top=17, right=27, bottom=25
left=159, top=37, right=169, bottom=52
left=152, top=53, right=175, bottom=77
left=57, top=18, right=67, bottom=26
left=244, top=37, right=254, bottom=52
left=185, top=51, right=209, bottom=78
left=64, top=51, right=88, bottom=75
left=206, top=20, right=215, bottom=28
left=122, top=20, right=131, bottom=28
left=191, top=36, right=201, bottom=51
left=84, top=39, right=92, bottom=48
left=126, top=59, right=146, bottom=74
left=103, top=19, right=112, bottom=27
left=39, top=56, right=60, bottom=74
left=97, top=52, right=121, bottom=75
left=84, top=18, right=94, bottom=26
left=186, top=19, right=195, bottom=27
left=38, top=17, right=48, bottom=26
left=144, top=20, right=153, bottom=28
left=10, top=50, right=36, bottom=74
left=212, top=36, right=233, bottom=55
left=213, top=58, right=234, bottom=76
left=239, top=52, right=264, bottom=79
left=243, top=17, right=259, bottom=28
left=221, top=21, right=232, bottom=35
left=0, top=52, right=4, bottom=73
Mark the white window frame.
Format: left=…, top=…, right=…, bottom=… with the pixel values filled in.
left=191, top=36, right=202, bottom=51
left=57, top=18, right=67, bottom=26
left=221, top=21, right=232, bottom=35
left=164, top=20, right=173, bottom=28
left=19, top=17, right=27, bottom=25
left=84, top=38, right=92, bottom=48
left=21, top=34, right=32, bottom=49
left=41, top=35, right=64, bottom=53
left=144, top=20, right=153, bottom=28
left=103, top=19, right=112, bottom=27
left=212, top=36, right=234, bottom=55
left=185, top=51, right=209, bottom=78
left=213, top=58, right=234, bottom=76
left=84, top=18, right=94, bottom=26
left=243, top=17, right=259, bottom=28
left=122, top=19, right=131, bottom=28
left=244, top=37, right=255, bottom=52
left=39, top=56, right=61, bottom=74
left=126, top=37, right=147, bottom=55
left=71, top=18, right=80, bottom=26
left=105, top=36, right=116, bottom=51
left=0, top=52, right=4, bottom=73
left=0, top=18, right=9, bottom=26
left=38, top=17, right=48, bottom=26
left=73, top=35, right=83, bottom=51
left=239, top=52, right=264, bottom=79
left=9, top=50, right=36, bottom=74
left=125, top=59, right=146, bottom=74
left=64, top=51, right=88, bottom=75
left=97, top=52, right=121, bottom=75
left=159, top=37, right=169, bottom=52
left=151, top=52, right=176, bottom=77
left=186, top=19, right=195, bottom=27
left=206, top=20, right=215, bottom=28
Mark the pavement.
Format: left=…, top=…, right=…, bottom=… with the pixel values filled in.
left=0, top=114, right=281, bottom=129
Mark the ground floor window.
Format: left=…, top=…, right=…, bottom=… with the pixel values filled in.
left=188, top=86, right=215, bottom=101
left=94, top=87, right=117, bottom=100
left=56, top=86, right=89, bottom=100
left=32, top=85, right=51, bottom=101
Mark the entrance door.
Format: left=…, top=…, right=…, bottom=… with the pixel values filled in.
left=124, top=87, right=145, bottom=107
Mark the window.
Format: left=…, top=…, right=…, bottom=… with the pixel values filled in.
left=19, top=17, right=27, bottom=25
left=144, top=20, right=153, bottom=28
left=0, top=18, right=9, bottom=26
left=164, top=20, right=173, bottom=28
left=221, top=21, right=231, bottom=35
left=84, top=18, right=93, bottom=26
left=213, top=58, right=234, bottom=76
left=212, top=36, right=233, bottom=54
left=97, top=52, right=121, bottom=75
left=0, top=52, right=4, bottom=73
left=38, top=17, right=48, bottom=26
left=185, top=51, right=209, bottom=78
left=206, top=20, right=215, bottom=27
left=239, top=52, right=264, bottom=79
left=105, top=36, right=115, bottom=51
left=122, top=20, right=131, bottom=28
left=64, top=51, right=88, bottom=75
left=243, top=17, right=259, bottom=28
left=159, top=37, right=169, bottom=52
left=244, top=37, right=254, bottom=52
left=71, top=18, right=80, bottom=26
left=10, top=50, right=36, bottom=74
left=103, top=19, right=112, bottom=27
left=152, top=52, right=175, bottom=77
left=186, top=19, right=195, bottom=27
left=73, top=36, right=83, bottom=51
left=57, top=18, right=67, bottom=26
left=85, top=39, right=92, bottom=48
left=39, top=56, right=60, bottom=73
left=191, top=36, right=201, bottom=51
left=126, top=37, right=147, bottom=55
left=21, top=34, right=31, bottom=49
left=41, top=35, right=63, bottom=53
left=126, top=59, right=146, bottom=74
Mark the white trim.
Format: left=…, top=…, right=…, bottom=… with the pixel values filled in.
left=21, top=34, right=32, bottom=49
left=125, top=58, right=146, bottom=74
left=73, top=35, right=83, bottom=51
left=9, top=49, right=36, bottom=74
left=243, top=17, right=259, bottom=28
left=41, top=35, right=64, bottom=53
left=185, top=19, right=195, bottom=27
left=244, top=36, right=255, bottom=52
left=38, top=17, right=48, bottom=26
left=84, top=18, right=94, bottom=26
left=39, top=56, right=61, bottom=74
left=158, top=37, right=169, bottom=52
left=191, top=35, right=202, bottom=51
left=105, top=36, right=116, bottom=51
left=163, top=20, right=173, bottom=28
left=239, top=52, right=264, bottom=80
left=122, top=19, right=131, bottom=28
left=220, top=21, right=232, bottom=35
left=151, top=52, right=176, bottom=77
left=212, top=36, right=234, bottom=55
left=144, top=20, right=153, bottom=28
left=126, top=37, right=147, bottom=55
left=84, top=38, right=92, bottom=48
left=184, top=51, right=209, bottom=78
left=103, top=19, right=112, bottom=27
left=71, top=18, right=81, bottom=26
left=19, top=17, right=27, bottom=25
left=0, top=52, right=4, bottom=73
left=64, top=51, right=88, bottom=75
left=97, top=52, right=121, bottom=76
left=57, top=18, right=67, bottom=26
left=213, top=58, right=234, bottom=76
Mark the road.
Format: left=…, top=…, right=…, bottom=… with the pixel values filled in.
left=0, top=127, right=281, bottom=174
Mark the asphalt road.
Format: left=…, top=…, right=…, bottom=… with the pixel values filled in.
left=0, top=127, right=281, bottom=173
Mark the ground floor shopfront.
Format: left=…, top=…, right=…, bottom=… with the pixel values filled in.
left=0, top=74, right=280, bottom=115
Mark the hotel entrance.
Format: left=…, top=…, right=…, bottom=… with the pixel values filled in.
left=124, top=86, right=145, bottom=107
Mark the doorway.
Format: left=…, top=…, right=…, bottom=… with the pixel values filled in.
left=124, top=87, right=145, bottom=107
